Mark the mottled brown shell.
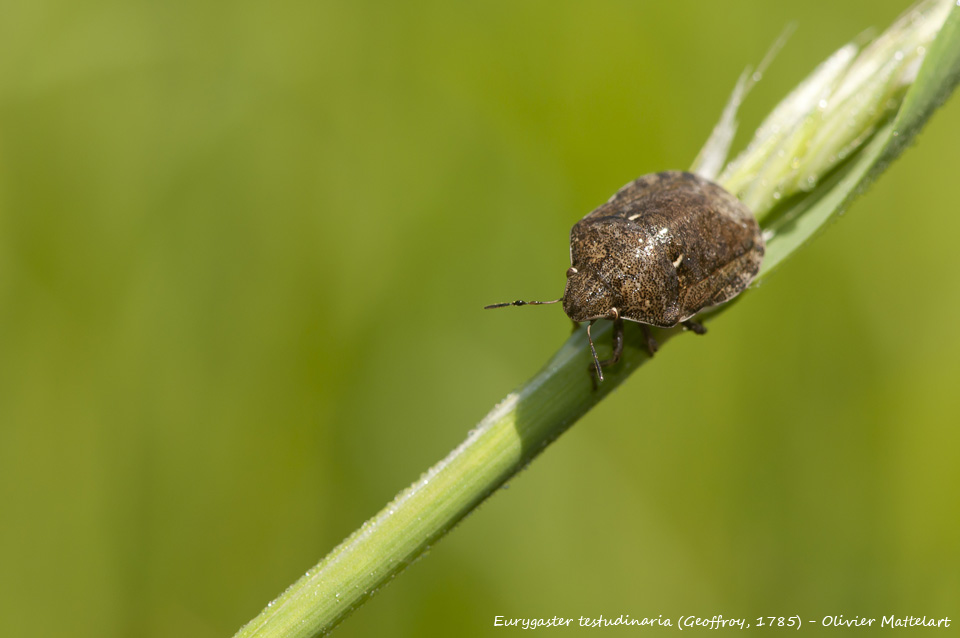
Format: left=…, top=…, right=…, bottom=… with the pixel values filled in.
left=561, top=171, right=764, bottom=327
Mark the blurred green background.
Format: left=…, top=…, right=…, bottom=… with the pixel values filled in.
left=1, top=1, right=958, bottom=636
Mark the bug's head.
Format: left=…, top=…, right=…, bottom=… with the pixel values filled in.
left=561, top=266, right=616, bottom=323
left=482, top=266, right=617, bottom=322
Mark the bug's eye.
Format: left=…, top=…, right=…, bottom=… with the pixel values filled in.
left=566, top=267, right=578, bottom=278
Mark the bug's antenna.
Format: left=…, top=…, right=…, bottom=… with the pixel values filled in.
left=484, top=299, right=560, bottom=310
left=586, top=320, right=603, bottom=382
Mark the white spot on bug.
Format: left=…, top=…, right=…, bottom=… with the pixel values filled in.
left=628, top=213, right=641, bottom=221
left=652, top=226, right=671, bottom=248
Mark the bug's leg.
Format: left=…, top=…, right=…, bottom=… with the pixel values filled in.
left=586, top=318, right=624, bottom=389
left=682, top=319, right=707, bottom=335
left=585, top=321, right=604, bottom=388
left=640, top=324, right=659, bottom=357
left=599, top=317, right=624, bottom=368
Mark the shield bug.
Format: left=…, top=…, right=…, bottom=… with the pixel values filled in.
left=486, top=171, right=764, bottom=382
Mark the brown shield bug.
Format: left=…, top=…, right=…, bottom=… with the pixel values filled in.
left=486, top=171, right=764, bottom=382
